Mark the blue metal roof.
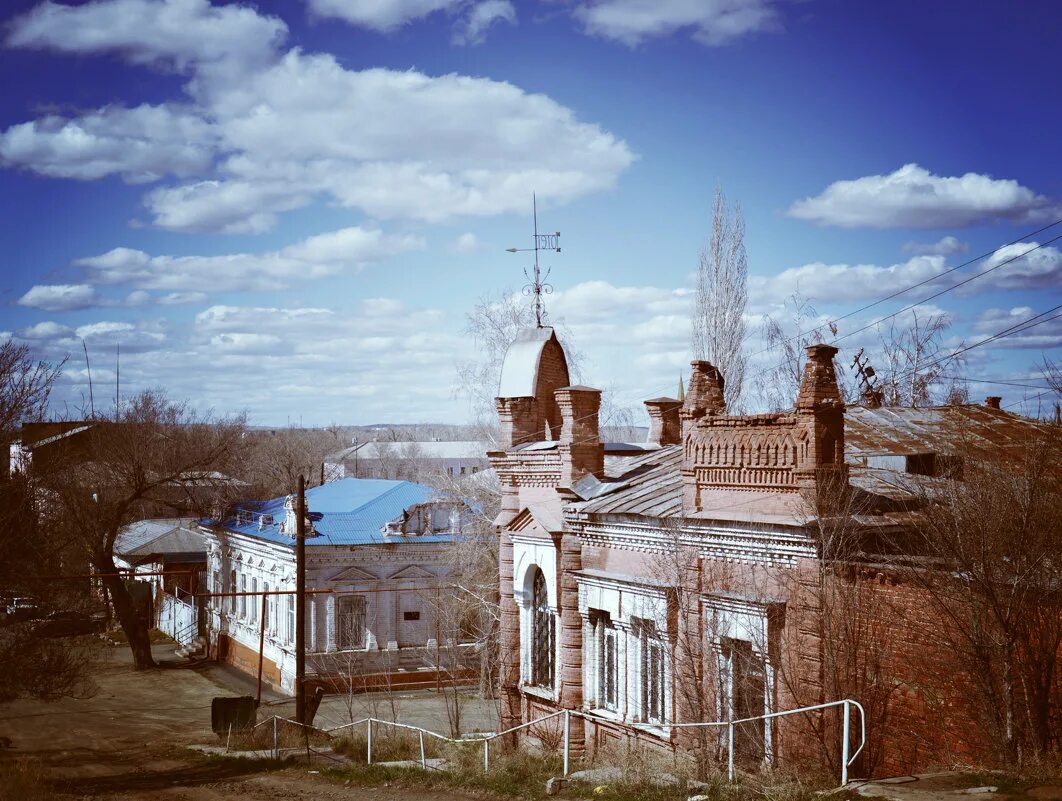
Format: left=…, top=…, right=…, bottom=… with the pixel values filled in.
left=216, top=478, right=454, bottom=548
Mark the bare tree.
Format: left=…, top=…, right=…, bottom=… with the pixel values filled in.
left=756, top=292, right=839, bottom=412
left=40, top=390, right=247, bottom=669
left=692, top=188, right=748, bottom=411
left=894, top=435, right=1062, bottom=766
left=873, top=310, right=966, bottom=408
left=0, top=343, right=99, bottom=703
left=243, top=426, right=345, bottom=497
left=1040, top=356, right=1062, bottom=423
left=0, top=341, right=63, bottom=438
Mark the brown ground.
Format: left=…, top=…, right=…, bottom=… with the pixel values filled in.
left=0, top=643, right=484, bottom=801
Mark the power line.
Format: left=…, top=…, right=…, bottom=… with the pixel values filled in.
left=881, top=305, right=1062, bottom=390
left=937, top=375, right=1053, bottom=390
left=830, top=234, right=1062, bottom=347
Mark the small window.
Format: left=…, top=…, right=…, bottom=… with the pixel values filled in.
left=337, top=595, right=366, bottom=650
left=403, top=611, right=421, bottom=621
left=637, top=619, right=666, bottom=724
left=286, top=596, right=295, bottom=644
left=593, top=611, right=619, bottom=712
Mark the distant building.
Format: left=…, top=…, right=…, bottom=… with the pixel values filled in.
left=202, top=477, right=475, bottom=693
left=323, top=439, right=490, bottom=482
left=114, top=518, right=208, bottom=645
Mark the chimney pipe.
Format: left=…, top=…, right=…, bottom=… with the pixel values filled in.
left=555, top=386, right=603, bottom=486
left=644, top=398, right=682, bottom=446
left=986, top=396, right=1002, bottom=410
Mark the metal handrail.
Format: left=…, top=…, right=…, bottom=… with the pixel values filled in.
left=257, top=697, right=866, bottom=785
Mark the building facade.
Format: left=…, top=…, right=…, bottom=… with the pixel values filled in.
left=490, top=326, right=1058, bottom=776
left=203, top=477, right=473, bottom=693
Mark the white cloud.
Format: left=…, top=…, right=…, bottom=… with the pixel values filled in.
left=451, top=232, right=486, bottom=253
left=551, top=280, right=691, bottom=322
left=19, top=321, right=74, bottom=339
left=0, top=104, right=217, bottom=183
left=75, top=226, right=424, bottom=292
left=973, top=306, right=1062, bottom=350
left=6, top=0, right=287, bottom=72
left=788, top=164, right=1062, bottom=229
left=306, top=0, right=462, bottom=31
left=4, top=2, right=633, bottom=232
left=901, top=235, right=968, bottom=257
left=17, top=283, right=99, bottom=311
left=973, top=242, right=1062, bottom=291
left=16, top=282, right=210, bottom=311
left=452, top=1, right=516, bottom=45
left=748, top=255, right=949, bottom=308
left=307, top=0, right=514, bottom=45
left=159, top=291, right=208, bottom=305
left=573, top=0, right=779, bottom=47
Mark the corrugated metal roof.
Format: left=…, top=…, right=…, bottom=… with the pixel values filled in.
left=575, top=404, right=1056, bottom=523
left=844, top=404, right=1055, bottom=462
left=219, top=477, right=451, bottom=547
left=325, top=440, right=490, bottom=463
left=115, top=518, right=203, bottom=558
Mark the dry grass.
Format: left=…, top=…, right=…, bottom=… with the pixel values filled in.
left=0, top=758, right=59, bottom=801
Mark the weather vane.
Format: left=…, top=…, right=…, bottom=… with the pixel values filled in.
left=506, top=193, right=560, bottom=328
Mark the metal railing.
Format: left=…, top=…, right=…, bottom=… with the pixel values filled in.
left=248, top=697, right=865, bottom=786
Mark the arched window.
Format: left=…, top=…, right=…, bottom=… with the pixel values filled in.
left=531, top=567, right=554, bottom=688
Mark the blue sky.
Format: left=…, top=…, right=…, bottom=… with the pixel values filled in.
left=1, top=0, right=1060, bottom=425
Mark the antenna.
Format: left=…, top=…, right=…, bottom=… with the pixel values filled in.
left=505, top=193, right=561, bottom=327
left=82, top=339, right=95, bottom=419
left=851, top=348, right=882, bottom=407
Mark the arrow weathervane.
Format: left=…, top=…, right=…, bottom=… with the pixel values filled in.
left=506, top=193, right=560, bottom=328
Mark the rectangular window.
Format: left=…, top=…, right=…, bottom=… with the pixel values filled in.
left=337, top=595, right=366, bottom=650
left=403, top=610, right=421, bottom=621
left=286, top=596, right=295, bottom=644
left=645, top=639, right=665, bottom=723
left=721, top=637, right=766, bottom=764
left=238, top=574, right=246, bottom=618
left=250, top=577, right=258, bottom=623
left=592, top=611, right=619, bottom=712
left=263, top=582, right=270, bottom=632
left=637, top=619, right=667, bottom=724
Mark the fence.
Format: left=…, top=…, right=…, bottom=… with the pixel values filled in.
left=245, top=698, right=866, bottom=787
left=158, top=590, right=197, bottom=646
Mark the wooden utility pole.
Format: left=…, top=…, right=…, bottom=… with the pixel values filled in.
left=295, top=474, right=306, bottom=723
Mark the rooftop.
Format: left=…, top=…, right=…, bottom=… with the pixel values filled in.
left=217, top=477, right=453, bottom=547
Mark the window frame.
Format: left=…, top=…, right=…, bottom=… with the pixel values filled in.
left=530, top=568, right=554, bottom=689
left=336, top=594, right=367, bottom=651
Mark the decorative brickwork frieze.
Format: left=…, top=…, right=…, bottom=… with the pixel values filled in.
left=682, top=346, right=848, bottom=512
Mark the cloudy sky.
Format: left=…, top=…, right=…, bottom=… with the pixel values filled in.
left=2, top=0, right=1060, bottom=425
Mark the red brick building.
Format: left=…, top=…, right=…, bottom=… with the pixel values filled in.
left=490, top=326, right=1058, bottom=777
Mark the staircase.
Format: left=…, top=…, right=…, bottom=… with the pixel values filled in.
left=175, top=634, right=207, bottom=660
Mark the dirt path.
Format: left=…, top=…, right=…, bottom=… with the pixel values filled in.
left=0, top=643, right=483, bottom=801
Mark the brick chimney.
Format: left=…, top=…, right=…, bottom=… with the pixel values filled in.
left=794, top=344, right=848, bottom=508
left=495, top=396, right=542, bottom=448
left=644, top=397, right=682, bottom=446
left=796, top=344, right=844, bottom=411
left=682, top=361, right=726, bottom=422
left=555, top=386, right=603, bottom=486
left=986, top=396, right=1002, bottom=409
